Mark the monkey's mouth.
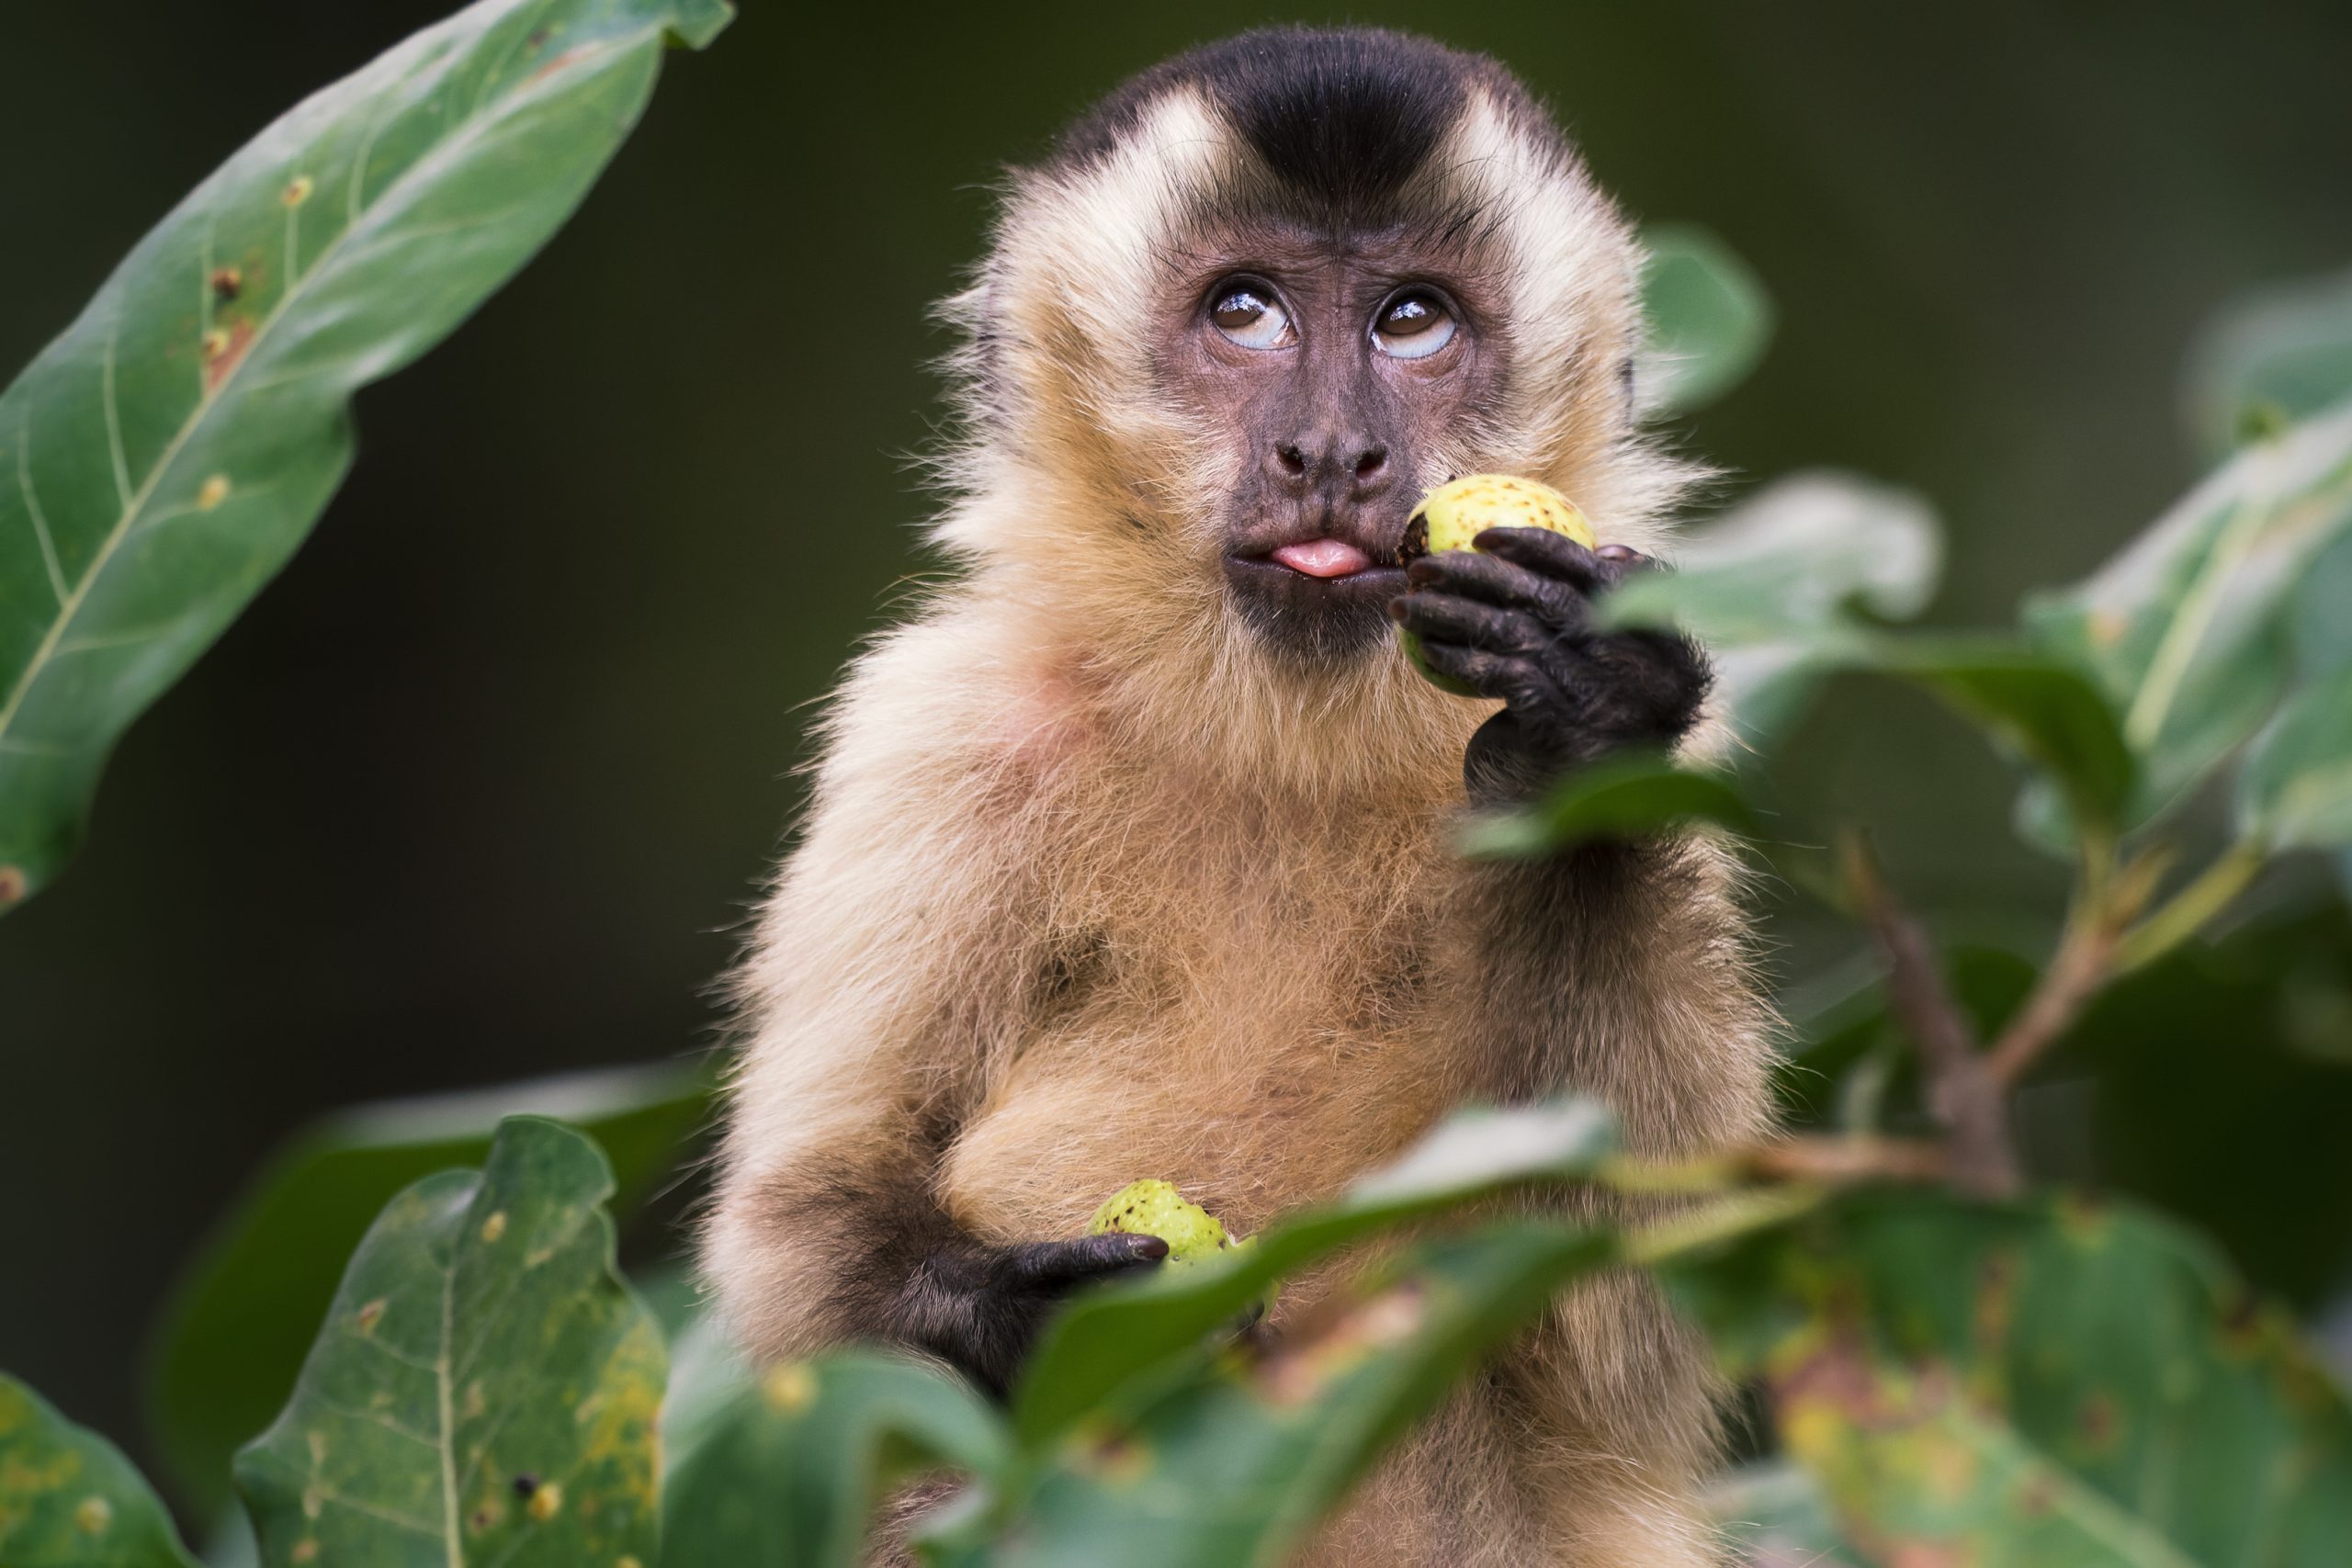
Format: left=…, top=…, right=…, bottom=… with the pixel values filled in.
left=1232, top=536, right=1405, bottom=586
left=1223, top=537, right=1408, bottom=660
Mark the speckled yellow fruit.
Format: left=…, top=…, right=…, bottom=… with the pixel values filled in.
left=1398, top=474, right=1598, bottom=694
left=1086, top=1179, right=1232, bottom=1265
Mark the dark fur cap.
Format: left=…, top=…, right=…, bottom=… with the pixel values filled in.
left=1053, top=27, right=1561, bottom=216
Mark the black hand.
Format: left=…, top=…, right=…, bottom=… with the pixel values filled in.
left=1389, top=527, right=1710, bottom=803
left=896, top=1232, right=1167, bottom=1397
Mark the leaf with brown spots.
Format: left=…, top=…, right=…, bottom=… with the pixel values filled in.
left=148, top=1059, right=707, bottom=1517
left=0, top=0, right=732, bottom=913
left=0, top=1373, right=198, bottom=1568
left=1670, top=1190, right=2352, bottom=1567
left=233, top=1116, right=665, bottom=1568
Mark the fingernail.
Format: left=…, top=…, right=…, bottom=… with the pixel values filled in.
left=1596, top=543, right=1641, bottom=562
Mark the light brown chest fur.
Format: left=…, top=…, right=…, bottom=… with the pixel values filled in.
left=940, top=773, right=1467, bottom=1247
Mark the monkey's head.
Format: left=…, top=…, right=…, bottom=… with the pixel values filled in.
left=933, top=28, right=1690, bottom=781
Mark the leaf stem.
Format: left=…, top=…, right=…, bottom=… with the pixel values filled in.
left=2111, top=843, right=2266, bottom=976
left=1623, top=1185, right=1827, bottom=1267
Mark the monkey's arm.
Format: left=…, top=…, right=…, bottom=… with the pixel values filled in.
left=1395, top=524, right=1771, bottom=1145
left=702, top=685, right=1160, bottom=1396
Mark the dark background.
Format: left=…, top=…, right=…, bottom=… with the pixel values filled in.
left=6, top=0, right=2351, bottom=1472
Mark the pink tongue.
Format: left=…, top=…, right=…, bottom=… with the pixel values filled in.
left=1270, top=538, right=1374, bottom=579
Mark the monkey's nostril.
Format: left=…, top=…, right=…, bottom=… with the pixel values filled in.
left=1275, top=443, right=1307, bottom=476
left=1354, top=447, right=1388, bottom=481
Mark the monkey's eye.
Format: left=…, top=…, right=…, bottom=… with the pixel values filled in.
left=1372, top=290, right=1458, bottom=360
left=1208, top=282, right=1293, bottom=350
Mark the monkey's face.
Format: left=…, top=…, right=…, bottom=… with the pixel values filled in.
left=1166, top=223, right=1505, bottom=663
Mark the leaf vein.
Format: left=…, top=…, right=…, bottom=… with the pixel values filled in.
left=13, top=424, right=69, bottom=606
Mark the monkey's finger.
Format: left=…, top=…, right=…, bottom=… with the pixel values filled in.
left=1470, top=526, right=1610, bottom=592
left=1404, top=547, right=1588, bottom=624
left=1008, top=1233, right=1168, bottom=1287
left=1390, top=592, right=1546, bottom=654
left=1409, top=640, right=1554, bottom=708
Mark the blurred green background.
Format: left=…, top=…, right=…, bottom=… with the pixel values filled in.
left=5, top=0, right=2351, bottom=1471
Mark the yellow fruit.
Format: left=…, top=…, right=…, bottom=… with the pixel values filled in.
left=1399, top=474, right=1596, bottom=560
left=1398, top=474, right=1597, bottom=694
left=1086, top=1179, right=1231, bottom=1265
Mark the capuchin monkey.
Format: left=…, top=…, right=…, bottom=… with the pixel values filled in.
left=706, top=26, right=1771, bottom=1566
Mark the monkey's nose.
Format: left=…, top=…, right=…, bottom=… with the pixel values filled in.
left=1271, top=434, right=1392, bottom=495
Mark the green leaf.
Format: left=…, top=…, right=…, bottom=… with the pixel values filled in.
left=1605, top=471, right=1942, bottom=755
left=1456, top=754, right=1760, bottom=860
left=2238, top=667, right=2352, bottom=852
left=232, top=1116, right=667, bottom=1568
left=0, top=1373, right=198, bottom=1568
left=2181, top=268, right=2352, bottom=459
left=968, top=1224, right=1613, bottom=1568
left=0, top=0, right=733, bottom=913
left=149, top=1061, right=706, bottom=1515
left=661, top=1352, right=1010, bottom=1568
left=1013, top=1100, right=1618, bottom=1449
left=2290, top=528, right=2352, bottom=674
left=1638, top=224, right=1775, bottom=416
left=1670, top=1190, right=2352, bottom=1567
left=1869, top=640, right=2138, bottom=842
left=2027, top=402, right=2352, bottom=829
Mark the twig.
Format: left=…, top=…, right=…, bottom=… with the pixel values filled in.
left=1838, top=836, right=2019, bottom=1198
left=1985, top=848, right=2167, bottom=1087
left=1746, top=1134, right=1951, bottom=1185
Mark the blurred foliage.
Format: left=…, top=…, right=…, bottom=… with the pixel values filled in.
left=1638, top=223, right=1775, bottom=418
left=0, top=1373, right=197, bottom=1568
left=1672, top=1191, right=2352, bottom=1566
left=663, top=1351, right=1009, bottom=1568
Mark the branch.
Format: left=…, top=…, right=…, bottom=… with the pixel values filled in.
left=1839, top=836, right=2019, bottom=1198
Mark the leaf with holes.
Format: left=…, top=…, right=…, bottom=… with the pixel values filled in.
left=0, top=0, right=732, bottom=912
left=1638, top=224, right=1775, bottom=417
left=0, top=1373, right=198, bottom=1568
left=1668, top=1190, right=2352, bottom=1567
left=1601, top=471, right=1943, bottom=757
left=660, top=1352, right=1010, bottom=1568
left=232, top=1116, right=665, bottom=1568
left=2026, top=404, right=2352, bottom=829
left=151, top=1061, right=708, bottom=1516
